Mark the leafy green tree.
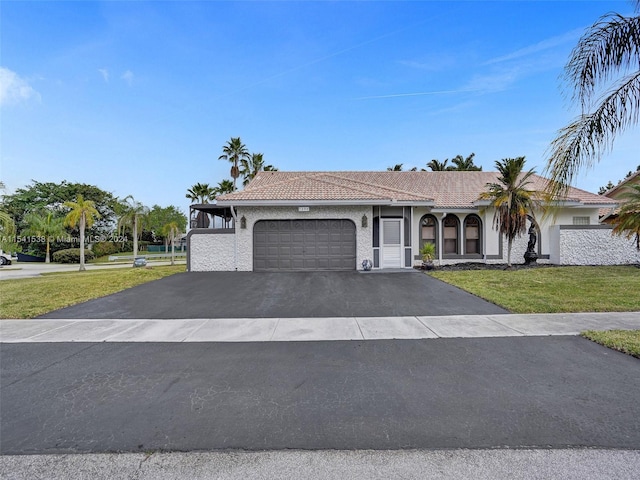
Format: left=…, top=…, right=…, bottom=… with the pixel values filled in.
left=63, top=195, right=101, bottom=271
left=1, top=181, right=117, bottom=255
left=219, top=137, right=250, bottom=191
left=427, top=159, right=450, bottom=171
left=185, top=183, right=216, bottom=204
left=479, top=157, right=540, bottom=268
left=148, top=205, right=187, bottom=252
left=598, top=181, right=617, bottom=195
left=117, top=196, right=149, bottom=258
left=612, top=184, right=640, bottom=249
left=450, top=153, right=482, bottom=171
left=21, top=211, right=66, bottom=263
left=546, top=1, right=640, bottom=198
left=387, top=164, right=404, bottom=171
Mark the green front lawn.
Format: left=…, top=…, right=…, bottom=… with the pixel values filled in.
left=0, top=265, right=186, bottom=319
left=582, top=330, right=640, bottom=358
left=429, top=266, right=640, bottom=313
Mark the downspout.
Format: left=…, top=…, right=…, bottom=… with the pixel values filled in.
left=230, top=206, right=238, bottom=271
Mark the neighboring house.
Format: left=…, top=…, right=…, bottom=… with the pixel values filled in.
left=187, top=171, right=639, bottom=272
left=600, top=170, right=640, bottom=224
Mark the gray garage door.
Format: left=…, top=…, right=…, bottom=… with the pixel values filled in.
left=253, top=219, right=356, bottom=271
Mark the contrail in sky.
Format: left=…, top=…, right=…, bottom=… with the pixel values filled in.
left=355, top=89, right=480, bottom=100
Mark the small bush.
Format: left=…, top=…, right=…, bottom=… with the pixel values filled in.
left=52, top=248, right=96, bottom=263
left=91, top=241, right=121, bottom=257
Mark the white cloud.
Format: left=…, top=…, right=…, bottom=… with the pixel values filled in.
left=484, top=28, right=583, bottom=66
left=0, top=67, right=40, bottom=106
left=121, top=70, right=134, bottom=86
left=98, top=68, right=109, bottom=82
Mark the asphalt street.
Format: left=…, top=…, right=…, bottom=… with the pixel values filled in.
left=38, top=270, right=508, bottom=319
left=2, top=336, right=639, bottom=455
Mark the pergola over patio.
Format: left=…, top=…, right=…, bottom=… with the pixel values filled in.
left=189, top=204, right=235, bottom=229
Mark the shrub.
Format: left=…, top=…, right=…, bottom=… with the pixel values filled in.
left=52, top=248, right=96, bottom=263
left=91, top=241, right=121, bottom=257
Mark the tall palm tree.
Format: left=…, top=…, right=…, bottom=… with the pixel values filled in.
left=612, top=184, right=640, bottom=249
left=21, top=211, right=66, bottom=263
left=63, top=194, right=101, bottom=271
left=219, top=137, right=250, bottom=191
left=479, top=157, right=540, bottom=268
left=185, top=183, right=216, bottom=204
left=427, top=159, right=450, bottom=171
left=240, top=153, right=277, bottom=186
left=162, top=221, right=181, bottom=265
left=546, top=1, right=640, bottom=198
left=117, top=196, right=149, bottom=259
left=450, top=153, right=482, bottom=171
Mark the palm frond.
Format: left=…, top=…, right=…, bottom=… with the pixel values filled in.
left=546, top=70, right=640, bottom=198
left=566, top=12, right=640, bottom=109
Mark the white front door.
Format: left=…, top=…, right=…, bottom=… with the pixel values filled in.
left=382, top=219, right=402, bottom=268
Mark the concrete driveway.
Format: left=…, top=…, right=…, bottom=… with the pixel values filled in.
left=39, top=270, right=508, bottom=319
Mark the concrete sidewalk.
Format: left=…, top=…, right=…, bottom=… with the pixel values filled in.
left=2, top=449, right=640, bottom=480
left=2, top=312, right=638, bottom=343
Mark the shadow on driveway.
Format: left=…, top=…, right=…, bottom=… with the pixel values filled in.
left=39, top=270, right=508, bottom=319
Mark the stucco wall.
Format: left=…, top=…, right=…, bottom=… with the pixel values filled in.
left=188, top=230, right=236, bottom=271
left=552, top=226, right=640, bottom=265
left=234, top=205, right=373, bottom=271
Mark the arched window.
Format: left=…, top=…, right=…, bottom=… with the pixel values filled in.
left=464, top=215, right=482, bottom=255
left=419, top=214, right=438, bottom=256
left=443, top=216, right=459, bottom=255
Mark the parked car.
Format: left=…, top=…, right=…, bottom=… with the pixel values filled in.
left=0, top=250, right=12, bottom=266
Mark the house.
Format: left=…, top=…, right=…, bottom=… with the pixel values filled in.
left=600, top=170, right=640, bottom=224
left=187, top=171, right=639, bottom=272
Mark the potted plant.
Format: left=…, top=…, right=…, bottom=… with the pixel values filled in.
left=420, top=242, right=436, bottom=270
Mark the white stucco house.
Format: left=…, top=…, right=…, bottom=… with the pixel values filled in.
left=187, top=171, right=638, bottom=272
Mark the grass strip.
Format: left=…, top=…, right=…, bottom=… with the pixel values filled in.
left=0, top=265, right=186, bottom=319
left=582, top=330, right=640, bottom=359
left=429, top=266, right=640, bottom=313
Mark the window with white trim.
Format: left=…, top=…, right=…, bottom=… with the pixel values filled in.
left=572, top=216, right=590, bottom=225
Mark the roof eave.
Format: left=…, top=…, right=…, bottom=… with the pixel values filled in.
left=216, top=199, right=435, bottom=207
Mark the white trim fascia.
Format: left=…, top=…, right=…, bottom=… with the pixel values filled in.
left=216, top=199, right=435, bottom=207
left=431, top=208, right=481, bottom=214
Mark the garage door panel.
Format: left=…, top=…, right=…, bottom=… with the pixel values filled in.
left=254, top=219, right=355, bottom=271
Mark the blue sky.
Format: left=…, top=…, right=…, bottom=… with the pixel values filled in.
left=2, top=0, right=638, bottom=215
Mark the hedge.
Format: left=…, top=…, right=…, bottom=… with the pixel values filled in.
left=52, top=248, right=96, bottom=263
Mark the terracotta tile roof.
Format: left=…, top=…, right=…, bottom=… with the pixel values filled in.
left=216, top=171, right=617, bottom=208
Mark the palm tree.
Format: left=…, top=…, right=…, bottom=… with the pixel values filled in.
left=0, top=211, right=16, bottom=253
left=387, top=164, right=404, bottom=171
left=162, top=221, right=181, bottom=265
left=215, top=179, right=235, bottom=196
left=63, top=194, right=101, bottom=271
left=117, top=196, right=149, bottom=259
left=185, top=183, right=216, bottom=204
left=240, top=153, right=276, bottom=186
left=450, top=153, right=482, bottom=171
left=612, top=184, right=640, bottom=249
left=219, top=137, right=250, bottom=191
left=21, top=211, right=66, bottom=263
left=546, top=1, right=640, bottom=198
left=479, top=157, right=540, bottom=268
left=427, top=159, right=450, bottom=171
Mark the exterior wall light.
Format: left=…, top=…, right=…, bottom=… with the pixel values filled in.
left=240, top=215, right=247, bottom=229
left=362, top=215, right=368, bottom=228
